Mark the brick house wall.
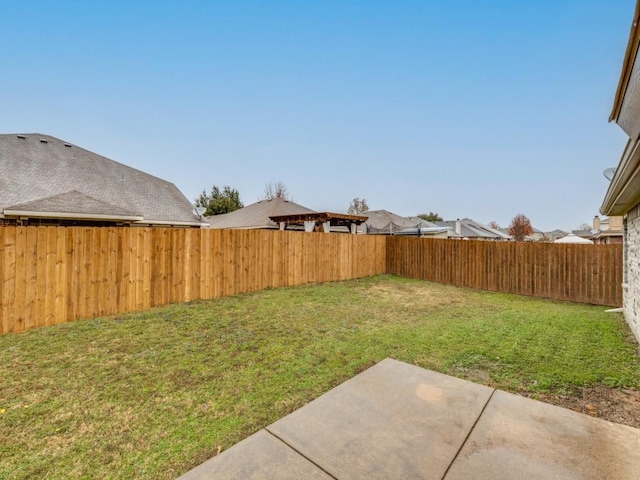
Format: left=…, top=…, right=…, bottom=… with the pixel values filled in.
left=624, top=203, right=640, bottom=343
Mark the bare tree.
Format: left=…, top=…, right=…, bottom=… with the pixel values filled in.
left=508, top=214, right=534, bottom=241
left=261, top=181, right=290, bottom=200
left=488, top=220, right=500, bottom=229
left=577, top=222, right=592, bottom=231
left=347, top=197, right=369, bottom=215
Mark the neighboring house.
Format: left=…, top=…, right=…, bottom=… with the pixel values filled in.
left=361, top=210, right=449, bottom=237
left=601, top=0, right=640, bottom=343
left=571, top=229, right=595, bottom=241
left=436, top=218, right=511, bottom=241
left=206, top=198, right=368, bottom=234
left=205, top=197, right=316, bottom=229
left=592, top=215, right=624, bottom=244
left=544, top=229, right=569, bottom=242
left=554, top=234, right=593, bottom=245
left=0, top=133, right=202, bottom=227
left=406, top=216, right=439, bottom=227
left=269, top=212, right=367, bottom=234
left=502, top=225, right=545, bottom=241
left=525, top=227, right=545, bottom=242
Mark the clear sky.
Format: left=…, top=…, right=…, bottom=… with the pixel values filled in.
left=1, top=0, right=634, bottom=231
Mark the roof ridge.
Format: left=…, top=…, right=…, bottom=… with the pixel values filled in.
left=0, top=133, right=176, bottom=186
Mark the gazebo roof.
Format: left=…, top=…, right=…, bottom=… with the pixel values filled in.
left=270, top=212, right=368, bottom=233
left=554, top=233, right=594, bottom=244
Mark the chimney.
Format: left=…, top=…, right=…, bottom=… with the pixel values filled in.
left=593, top=215, right=601, bottom=231
left=455, top=219, right=461, bottom=235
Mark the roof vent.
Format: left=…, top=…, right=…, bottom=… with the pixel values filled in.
left=17, top=135, right=26, bottom=139
left=39, top=139, right=48, bottom=143
left=64, top=143, right=72, bottom=148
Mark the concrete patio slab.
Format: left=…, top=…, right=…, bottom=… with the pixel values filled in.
left=267, top=358, right=494, bottom=480
left=178, top=429, right=332, bottom=480
left=177, top=358, right=640, bottom=480
left=444, top=389, right=640, bottom=480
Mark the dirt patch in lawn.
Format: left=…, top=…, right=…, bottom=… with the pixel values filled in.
left=528, top=386, right=640, bottom=429
left=367, top=283, right=468, bottom=309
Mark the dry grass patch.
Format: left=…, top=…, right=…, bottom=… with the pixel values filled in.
left=367, top=281, right=470, bottom=309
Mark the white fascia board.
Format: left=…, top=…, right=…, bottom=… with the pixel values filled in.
left=3, top=210, right=144, bottom=222
left=601, top=138, right=640, bottom=215
left=133, top=219, right=206, bottom=227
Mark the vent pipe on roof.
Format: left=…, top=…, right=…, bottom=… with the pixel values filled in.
left=17, top=135, right=26, bottom=139
left=39, top=139, right=48, bottom=143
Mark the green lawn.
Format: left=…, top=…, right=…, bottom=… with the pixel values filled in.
left=1, top=275, right=639, bottom=479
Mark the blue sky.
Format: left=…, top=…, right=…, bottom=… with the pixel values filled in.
left=1, top=0, right=634, bottom=231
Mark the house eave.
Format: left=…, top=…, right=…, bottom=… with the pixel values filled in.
left=610, top=2, right=640, bottom=123
left=207, top=224, right=278, bottom=230
left=2, top=209, right=144, bottom=222
left=601, top=138, right=640, bottom=215
left=133, top=219, right=205, bottom=227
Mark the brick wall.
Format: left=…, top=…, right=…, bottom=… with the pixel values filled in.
left=624, top=203, right=640, bottom=343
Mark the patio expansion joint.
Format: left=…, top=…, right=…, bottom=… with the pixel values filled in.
left=264, top=427, right=340, bottom=480
left=441, top=387, right=497, bottom=480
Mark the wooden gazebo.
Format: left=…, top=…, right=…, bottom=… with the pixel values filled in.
left=269, top=212, right=367, bottom=233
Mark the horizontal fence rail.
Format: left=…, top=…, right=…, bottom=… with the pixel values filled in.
left=386, top=237, right=623, bottom=307
left=0, top=227, right=387, bottom=334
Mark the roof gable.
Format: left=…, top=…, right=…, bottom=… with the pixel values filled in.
left=436, top=219, right=511, bottom=240
left=5, top=190, right=142, bottom=220
left=0, top=134, right=200, bottom=225
left=363, top=210, right=427, bottom=231
left=206, top=197, right=316, bottom=229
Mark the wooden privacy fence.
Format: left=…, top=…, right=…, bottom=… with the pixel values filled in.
left=0, top=226, right=386, bottom=334
left=386, top=237, right=623, bottom=307
left=0, top=227, right=624, bottom=335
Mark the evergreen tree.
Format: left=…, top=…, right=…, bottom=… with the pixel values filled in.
left=195, top=185, right=243, bottom=216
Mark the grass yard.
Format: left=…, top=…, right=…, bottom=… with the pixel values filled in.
left=1, top=274, right=639, bottom=479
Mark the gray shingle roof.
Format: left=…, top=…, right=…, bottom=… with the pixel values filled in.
left=436, top=221, right=480, bottom=238
left=546, top=229, right=568, bottom=240
left=363, top=210, right=431, bottom=232
left=0, top=133, right=201, bottom=225
left=5, top=190, right=142, bottom=219
left=406, top=216, right=438, bottom=228
left=436, top=219, right=511, bottom=240
left=206, top=197, right=316, bottom=229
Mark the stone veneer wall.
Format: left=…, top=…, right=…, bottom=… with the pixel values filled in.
left=624, top=202, right=640, bottom=344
